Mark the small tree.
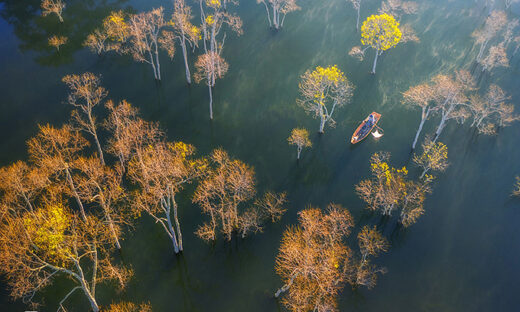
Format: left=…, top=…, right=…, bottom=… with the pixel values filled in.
left=360, top=14, right=402, bottom=74
left=402, top=83, right=436, bottom=150
left=129, top=142, right=207, bottom=253
left=287, top=128, right=312, bottom=160
left=254, top=191, right=288, bottom=222
left=275, top=204, right=354, bottom=311
left=0, top=201, right=131, bottom=311
left=105, top=302, right=152, bottom=312
left=256, top=0, right=301, bottom=30
left=62, top=73, right=108, bottom=165
left=41, top=0, right=65, bottom=23
left=347, top=225, right=389, bottom=289
left=413, top=138, right=448, bottom=178
left=48, top=35, right=67, bottom=51
left=399, top=174, right=433, bottom=227
left=298, top=65, right=354, bottom=133
left=84, top=30, right=109, bottom=55
left=194, top=51, right=229, bottom=120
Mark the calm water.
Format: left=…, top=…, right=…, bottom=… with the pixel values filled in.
left=1, top=0, right=520, bottom=311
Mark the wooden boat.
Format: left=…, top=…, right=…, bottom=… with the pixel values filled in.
left=351, top=112, right=381, bottom=144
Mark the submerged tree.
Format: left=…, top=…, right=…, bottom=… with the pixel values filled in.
left=129, top=142, right=207, bottom=253
left=466, top=84, right=518, bottom=134
left=194, top=51, right=229, bottom=120
left=127, top=7, right=170, bottom=80
left=431, top=71, right=475, bottom=141
left=346, top=0, right=364, bottom=31
left=402, top=83, right=437, bottom=150
left=355, top=152, right=408, bottom=216
left=358, top=14, right=402, bottom=74
left=62, top=73, right=108, bottom=165
left=255, top=191, right=288, bottom=223
left=287, top=128, right=312, bottom=160
left=478, top=42, right=509, bottom=73
left=0, top=161, right=47, bottom=213
left=168, top=0, right=201, bottom=84
left=105, top=302, right=152, bottom=312
left=48, top=35, right=67, bottom=51
left=275, top=204, right=355, bottom=311
left=413, top=138, right=449, bottom=178
left=347, top=225, right=389, bottom=289
left=0, top=201, right=131, bottom=311
left=41, top=0, right=65, bottom=23
left=256, top=0, right=301, bottom=30
left=193, top=149, right=256, bottom=241
left=298, top=65, right=354, bottom=133
left=472, top=10, right=507, bottom=62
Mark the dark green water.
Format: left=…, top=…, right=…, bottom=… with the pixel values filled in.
left=1, top=0, right=520, bottom=311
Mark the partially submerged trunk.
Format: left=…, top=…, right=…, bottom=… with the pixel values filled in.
left=371, top=49, right=380, bottom=74
left=412, top=107, right=431, bottom=150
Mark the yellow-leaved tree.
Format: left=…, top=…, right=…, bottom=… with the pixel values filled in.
left=360, top=13, right=401, bottom=74
left=298, top=65, right=354, bottom=133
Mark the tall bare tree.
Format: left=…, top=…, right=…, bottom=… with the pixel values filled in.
left=62, top=73, right=108, bottom=165
left=257, top=0, right=301, bottom=30
left=402, top=83, right=437, bottom=150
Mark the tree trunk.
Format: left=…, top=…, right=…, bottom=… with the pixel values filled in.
left=273, top=7, right=279, bottom=29
left=166, top=207, right=180, bottom=254
left=477, top=40, right=488, bottom=61
left=155, top=49, right=161, bottom=81
left=181, top=38, right=191, bottom=84
left=275, top=273, right=298, bottom=298
left=208, top=84, right=214, bottom=120
left=434, top=115, right=447, bottom=142
left=172, top=196, right=183, bottom=252
left=92, top=131, right=105, bottom=166
left=262, top=1, right=273, bottom=27
left=297, top=146, right=302, bottom=160
left=319, top=116, right=326, bottom=133
left=356, top=7, right=360, bottom=31
left=371, top=49, right=379, bottom=74
left=106, top=213, right=121, bottom=250
left=412, top=107, right=430, bottom=150
left=420, top=167, right=429, bottom=179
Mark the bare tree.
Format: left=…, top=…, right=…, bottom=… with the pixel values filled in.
left=255, top=191, right=287, bottom=222
left=287, top=128, right=312, bottom=159
left=466, top=84, right=518, bottom=134
left=194, top=51, right=229, bottom=120
left=472, top=10, right=507, bottom=62
left=62, top=73, right=108, bottom=165
left=257, top=0, right=301, bottom=30
left=168, top=0, right=201, bottom=84
left=48, top=35, right=67, bottom=51
left=347, top=225, right=389, bottom=289
left=275, top=204, right=355, bottom=311
left=430, top=71, right=475, bottom=141
left=41, top=0, right=65, bottom=22
left=193, top=148, right=256, bottom=242
left=129, top=142, right=207, bottom=253
left=346, top=0, right=363, bottom=31
left=479, top=42, right=509, bottom=72
left=402, top=83, right=437, bottom=150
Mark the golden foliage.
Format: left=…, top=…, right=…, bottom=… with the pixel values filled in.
left=413, top=138, right=449, bottom=177
left=48, top=35, right=67, bottom=50
left=194, top=51, right=229, bottom=86
left=288, top=128, right=312, bottom=149
left=41, top=0, right=65, bottom=22
left=361, top=14, right=401, bottom=51
left=106, top=302, right=152, bottom=312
